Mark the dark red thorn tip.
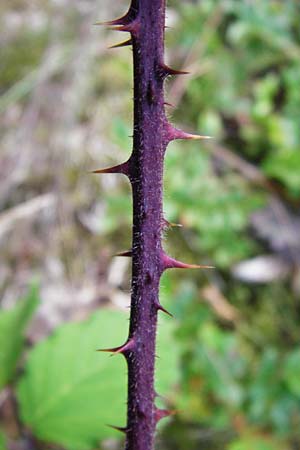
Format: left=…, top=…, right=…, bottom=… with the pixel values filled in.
left=109, top=38, right=132, bottom=49
left=155, top=408, right=177, bottom=423
left=114, top=250, right=133, bottom=257
left=92, top=161, right=129, bottom=175
left=161, top=253, right=214, bottom=271
left=107, top=424, right=127, bottom=434
left=167, top=124, right=212, bottom=141
left=97, top=338, right=135, bottom=355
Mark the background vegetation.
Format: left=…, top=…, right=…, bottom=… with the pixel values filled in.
left=1, top=0, right=300, bottom=449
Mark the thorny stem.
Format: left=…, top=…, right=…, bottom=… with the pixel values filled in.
left=97, top=1, right=211, bottom=449
left=126, top=1, right=166, bottom=449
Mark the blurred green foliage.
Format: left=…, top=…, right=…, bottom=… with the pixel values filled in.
left=0, top=431, right=7, bottom=450
left=0, top=285, right=38, bottom=390
left=0, top=30, right=49, bottom=94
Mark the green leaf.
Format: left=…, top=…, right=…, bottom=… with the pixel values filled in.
left=17, top=309, right=179, bottom=450
left=0, top=285, right=39, bottom=390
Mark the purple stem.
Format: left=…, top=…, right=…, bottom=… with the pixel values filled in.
left=97, top=1, right=210, bottom=448
left=126, top=1, right=167, bottom=449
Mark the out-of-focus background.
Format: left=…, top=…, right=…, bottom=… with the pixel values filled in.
left=1, top=0, right=300, bottom=449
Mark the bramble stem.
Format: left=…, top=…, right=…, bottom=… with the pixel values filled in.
left=125, top=1, right=167, bottom=449
left=98, top=1, right=208, bottom=448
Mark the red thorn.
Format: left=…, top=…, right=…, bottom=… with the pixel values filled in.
left=107, top=424, right=127, bottom=434
left=155, top=408, right=177, bottom=423
left=166, top=124, right=212, bottom=142
left=114, top=250, right=132, bottom=257
left=110, top=18, right=140, bottom=34
left=159, top=64, right=189, bottom=78
left=155, top=300, right=173, bottom=317
left=95, top=18, right=126, bottom=27
left=92, top=161, right=129, bottom=176
left=161, top=253, right=214, bottom=271
left=109, top=38, right=132, bottom=49
left=97, top=338, right=135, bottom=355
left=95, top=12, right=132, bottom=27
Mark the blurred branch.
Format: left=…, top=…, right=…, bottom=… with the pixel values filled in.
left=0, top=193, right=56, bottom=240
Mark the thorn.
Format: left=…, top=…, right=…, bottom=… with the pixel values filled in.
left=95, top=13, right=131, bottom=27
left=92, top=160, right=129, bottom=176
left=95, top=2, right=138, bottom=27
left=109, top=38, right=132, bottom=49
left=97, top=338, right=135, bottom=355
left=109, top=18, right=140, bottom=34
left=107, top=424, right=127, bottom=434
left=167, top=124, right=212, bottom=142
left=161, top=253, right=214, bottom=271
left=154, top=300, right=173, bottom=317
left=95, top=19, right=126, bottom=27
left=159, top=64, right=189, bottom=79
left=114, top=250, right=132, bottom=257
left=155, top=408, right=177, bottom=423
left=164, top=101, right=175, bottom=108
left=162, top=218, right=183, bottom=229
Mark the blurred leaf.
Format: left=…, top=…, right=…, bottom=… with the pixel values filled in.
left=247, top=349, right=280, bottom=423
left=0, top=285, right=39, bottom=390
left=283, top=349, right=300, bottom=397
left=111, top=117, right=132, bottom=150
left=17, top=310, right=179, bottom=449
left=263, top=150, right=300, bottom=196
left=0, top=431, right=7, bottom=450
left=0, top=30, right=49, bottom=93
left=228, top=434, right=280, bottom=450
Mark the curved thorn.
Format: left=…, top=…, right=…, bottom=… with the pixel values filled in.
left=107, top=424, right=127, bottom=434
left=95, top=14, right=130, bottom=27
left=94, top=20, right=124, bottom=27
left=161, top=253, right=214, bottom=271
left=97, top=338, right=135, bottom=355
left=159, top=64, right=189, bottom=78
left=114, top=250, right=133, bottom=257
left=109, top=38, right=133, bottom=49
left=154, top=300, right=173, bottom=317
left=95, top=1, right=138, bottom=27
left=92, top=161, right=129, bottom=176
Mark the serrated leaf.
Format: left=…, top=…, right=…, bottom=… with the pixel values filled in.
left=17, top=309, right=179, bottom=450
left=0, top=285, right=39, bottom=390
